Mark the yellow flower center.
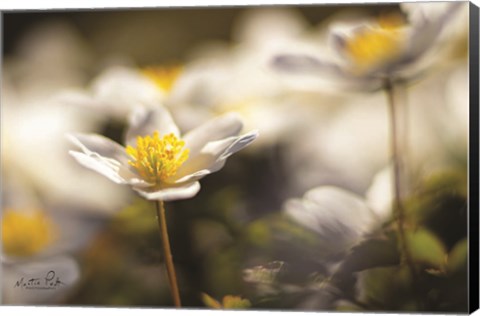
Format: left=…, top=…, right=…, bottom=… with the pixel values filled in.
left=141, top=65, right=183, bottom=93
left=345, top=14, right=407, bottom=73
left=2, top=210, right=57, bottom=257
left=126, top=132, right=189, bottom=185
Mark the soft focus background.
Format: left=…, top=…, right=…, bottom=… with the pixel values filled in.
left=1, top=3, right=470, bottom=312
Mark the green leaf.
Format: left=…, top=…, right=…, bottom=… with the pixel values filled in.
left=335, top=232, right=400, bottom=276
left=356, top=266, right=414, bottom=310
left=222, top=295, right=251, bottom=309
left=246, top=219, right=272, bottom=247
left=201, top=293, right=251, bottom=309
left=405, top=228, right=447, bottom=268
left=447, top=238, right=468, bottom=274
left=201, top=293, right=222, bottom=309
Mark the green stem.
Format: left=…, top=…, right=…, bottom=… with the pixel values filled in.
left=155, top=200, right=182, bottom=307
left=384, top=80, right=419, bottom=283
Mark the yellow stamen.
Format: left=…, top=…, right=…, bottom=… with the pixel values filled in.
left=345, top=14, right=407, bottom=73
left=141, top=65, right=183, bottom=93
left=2, top=210, right=57, bottom=257
left=126, top=132, right=189, bottom=185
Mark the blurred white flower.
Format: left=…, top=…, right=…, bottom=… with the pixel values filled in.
left=1, top=182, right=102, bottom=304
left=1, top=73, right=130, bottom=215
left=284, top=167, right=393, bottom=252
left=442, top=63, right=469, bottom=147
left=0, top=176, right=103, bottom=305
left=274, top=2, right=465, bottom=90
left=283, top=63, right=466, bottom=195
left=167, top=8, right=332, bottom=146
left=68, top=106, right=258, bottom=201
left=57, top=64, right=183, bottom=120
left=2, top=22, right=129, bottom=215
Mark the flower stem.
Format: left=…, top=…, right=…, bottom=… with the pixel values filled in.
left=384, top=80, right=418, bottom=281
left=155, top=200, right=182, bottom=307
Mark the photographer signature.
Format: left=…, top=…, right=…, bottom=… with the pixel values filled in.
left=14, top=270, right=66, bottom=290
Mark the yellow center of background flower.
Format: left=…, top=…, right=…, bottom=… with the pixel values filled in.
left=141, top=65, right=183, bottom=93
left=345, top=14, right=406, bottom=73
left=2, top=210, right=56, bottom=257
left=126, top=132, right=189, bottom=185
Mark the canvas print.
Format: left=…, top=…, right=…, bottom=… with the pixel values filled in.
left=1, top=1, right=477, bottom=313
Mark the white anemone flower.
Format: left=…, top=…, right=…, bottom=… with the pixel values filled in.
left=284, top=167, right=393, bottom=252
left=1, top=181, right=101, bottom=304
left=1, top=77, right=130, bottom=215
left=67, top=105, right=258, bottom=201
left=56, top=59, right=186, bottom=122
left=57, top=65, right=176, bottom=120
left=2, top=24, right=128, bottom=216
left=273, top=2, right=465, bottom=91
left=166, top=8, right=334, bottom=146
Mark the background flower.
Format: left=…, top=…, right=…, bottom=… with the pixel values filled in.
left=2, top=25, right=131, bottom=215
left=1, top=179, right=103, bottom=305
left=273, top=2, right=466, bottom=90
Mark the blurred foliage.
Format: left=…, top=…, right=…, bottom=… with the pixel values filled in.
left=61, top=155, right=468, bottom=311
left=201, top=293, right=251, bottom=309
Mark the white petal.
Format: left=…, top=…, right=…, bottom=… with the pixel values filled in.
left=285, top=186, right=378, bottom=249
left=68, top=151, right=130, bottom=185
left=56, top=66, right=164, bottom=120
left=134, top=181, right=201, bottom=201
left=365, top=166, right=394, bottom=222
left=284, top=198, right=320, bottom=233
left=273, top=53, right=382, bottom=91
left=182, top=112, right=244, bottom=158
left=402, top=2, right=464, bottom=65
left=91, top=66, right=162, bottom=104
left=174, top=130, right=258, bottom=183
left=67, top=133, right=130, bottom=164
left=273, top=54, right=344, bottom=77
left=125, top=106, right=180, bottom=147
left=2, top=256, right=80, bottom=305
left=55, top=89, right=106, bottom=111
left=67, top=133, right=150, bottom=187
left=328, top=19, right=371, bottom=58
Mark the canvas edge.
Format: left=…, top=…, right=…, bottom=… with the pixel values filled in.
left=469, top=1, right=480, bottom=314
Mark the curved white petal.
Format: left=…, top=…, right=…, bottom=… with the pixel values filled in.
left=68, top=151, right=129, bottom=185
left=91, top=66, right=162, bottom=104
left=55, top=90, right=107, bottom=112
left=67, top=133, right=130, bottom=164
left=273, top=53, right=383, bottom=91
left=125, top=106, right=180, bottom=147
left=273, top=54, right=344, bottom=77
left=134, top=181, right=201, bottom=201
left=285, top=186, right=378, bottom=249
left=174, top=130, right=258, bottom=183
left=67, top=133, right=150, bottom=187
left=328, top=19, right=372, bottom=59
left=58, top=66, right=163, bottom=119
left=182, top=112, right=244, bottom=158
left=402, top=2, right=464, bottom=67
left=2, top=256, right=80, bottom=305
